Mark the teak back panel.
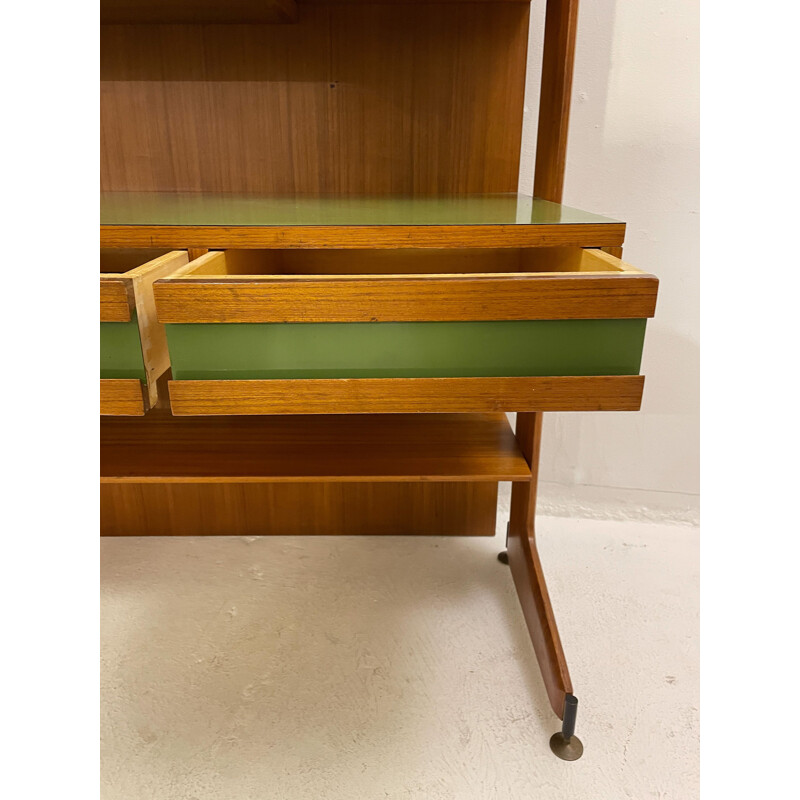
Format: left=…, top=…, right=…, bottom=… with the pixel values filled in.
left=100, top=2, right=530, bottom=194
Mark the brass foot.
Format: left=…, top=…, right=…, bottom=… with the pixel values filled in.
left=549, top=731, right=584, bottom=761
left=550, top=695, right=582, bottom=760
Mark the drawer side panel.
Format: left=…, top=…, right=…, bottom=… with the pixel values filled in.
left=100, top=315, right=147, bottom=380
left=166, top=319, right=647, bottom=380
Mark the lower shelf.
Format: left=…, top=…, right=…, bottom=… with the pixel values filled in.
left=100, top=411, right=525, bottom=536
left=100, top=410, right=531, bottom=483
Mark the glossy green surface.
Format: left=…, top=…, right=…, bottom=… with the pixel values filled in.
left=100, top=316, right=147, bottom=380
left=101, top=193, right=620, bottom=228
left=166, top=319, right=646, bottom=380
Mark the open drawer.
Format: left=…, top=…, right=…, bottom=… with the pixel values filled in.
left=153, top=247, right=658, bottom=414
left=100, top=249, right=189, bottom=414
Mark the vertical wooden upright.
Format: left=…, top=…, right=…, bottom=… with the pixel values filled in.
left=533, top=0, right=580, bottom=203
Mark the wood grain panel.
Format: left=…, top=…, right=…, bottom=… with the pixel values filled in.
left=99, top=278, right=133, bottom=322
left=168, top=376, right=645, bottom=415
left=100, top=223, right=626, bottom=250
left=100, top=3, right=529, bottom=194
left=154, top=273, right=657, bottom=322
left=100, top=379, right=146, bottom=415
left=101, top=481, right=499, bottom=536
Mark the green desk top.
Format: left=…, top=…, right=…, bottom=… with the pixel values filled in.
left=100, top=193, right=620, bottom=228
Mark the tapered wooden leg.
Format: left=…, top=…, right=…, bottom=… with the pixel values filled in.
left=506, top=412, right=582, bottom=757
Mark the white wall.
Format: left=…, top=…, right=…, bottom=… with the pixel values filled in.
left=520, top=0, right=700, bottom=498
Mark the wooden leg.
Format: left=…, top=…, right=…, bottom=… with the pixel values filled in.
left=506, top=412, right=583, bottom=758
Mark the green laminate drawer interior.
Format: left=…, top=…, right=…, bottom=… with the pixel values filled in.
left=165, top=319, right=647, bottom=380
left=101, top=194, right=620, bottom=228
left=100, top=313, right=147, bottom=380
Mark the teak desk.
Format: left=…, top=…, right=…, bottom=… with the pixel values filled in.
left=100, top=0, right=657, bottom=761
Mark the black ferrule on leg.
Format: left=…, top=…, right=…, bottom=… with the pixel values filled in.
left=562, top=694, right=578, bottom=740
left=550, top=696, right=583, bottom=760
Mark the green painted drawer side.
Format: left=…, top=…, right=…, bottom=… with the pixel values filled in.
left=100, top=314, right=147, bottom=380
left=166, top=319, right=647, bottom=380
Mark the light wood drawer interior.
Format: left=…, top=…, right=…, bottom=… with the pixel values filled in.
left=166, top=246, right=630, bottom=277
left=154, top=247, right=657, bottom=324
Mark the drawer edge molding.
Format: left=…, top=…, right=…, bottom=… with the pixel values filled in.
left=100, top=222, right=627, bottom=250
left=154, top=274, right=658, bottom=323
left=100, top=379, right=147, bottom=415
left=168, top=376, right=645, bottom=415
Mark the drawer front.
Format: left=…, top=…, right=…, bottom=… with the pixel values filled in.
left=99, top=379, right=147, bottom=416
left=155, top=273, right=656, bottom=325
left=153, top=247, right=657, bottom=414
left=99, top=279, right=134, bottom=322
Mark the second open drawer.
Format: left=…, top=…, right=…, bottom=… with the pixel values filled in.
left=100, top=248, right=189, bottom=414
left=153, top=247, right=658, bottom=414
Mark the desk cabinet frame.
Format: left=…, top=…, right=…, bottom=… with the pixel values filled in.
left=100, top=0, right=647, bottom=761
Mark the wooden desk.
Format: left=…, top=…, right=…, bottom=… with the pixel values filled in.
left=100, top=0, right=655, bottom=761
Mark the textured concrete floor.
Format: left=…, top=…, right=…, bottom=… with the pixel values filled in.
left=101, top=505, right=699, bottom=799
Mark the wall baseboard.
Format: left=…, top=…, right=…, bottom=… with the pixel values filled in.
left=498, top=481, right=699, bottom=527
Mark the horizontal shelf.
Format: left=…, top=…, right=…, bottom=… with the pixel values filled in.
left=100, top=411, right=531, bottom=483
left=100, top=193, right=625, bottom=249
